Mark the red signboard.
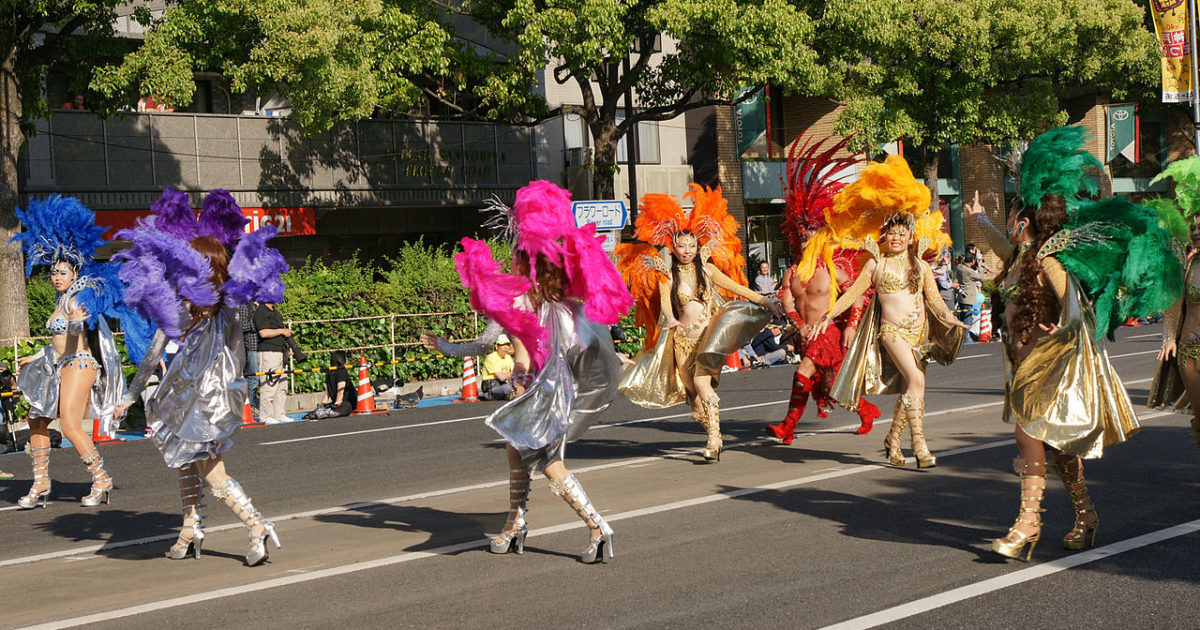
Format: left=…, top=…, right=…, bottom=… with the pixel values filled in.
left=97, top=207, right=316, bottom=240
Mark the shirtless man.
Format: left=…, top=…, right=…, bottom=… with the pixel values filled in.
left=764, top=229, right=880, bottom=444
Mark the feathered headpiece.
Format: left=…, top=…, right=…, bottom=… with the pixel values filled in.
left=615, top=184, right=749, bottom=347
left=11, top=195, right=107, bottom=277
left=1019, top=125, right=1101, bottom=211
left=114, top=188, right=288, bottom=339
left=1150, top=156, right=1200, bottom=218
left=797, top=155, right=950, bottom=312
left=457, top=180, right=634, bottom=370
left=780, top=134, right=861, bottom=258
left=10, top=195, right=154, bottom=358
left=1017, top=127, right=1183, bottom=340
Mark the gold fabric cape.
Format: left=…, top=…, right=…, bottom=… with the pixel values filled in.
left=830, top=295, right=964, bottom=410
left=1148, top=258, right=1191, bottom=411
left=1002, top=274, right=1140, bottom=459
left=620, top=300, right=771, bottom=409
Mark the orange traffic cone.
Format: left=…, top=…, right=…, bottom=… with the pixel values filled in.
left=241, top=401, right=263, bottom=427
left=454, top=356, right=480, bottom=402
left=726, top=352, right=742, bottom=372
left=352, top=355, right=387, bottom=415
left=92, top=418, right=122, bottom=444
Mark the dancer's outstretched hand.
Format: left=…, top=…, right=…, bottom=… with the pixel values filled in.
left=966, top=191, right=985, bottom=218
left=113, top=403, right=131, bottom=420
left=1038, top=322, right=1060, bottom=335
left=1159, top=339, right=1177, bottom=362
left=419, top=332, right=443, bottom=352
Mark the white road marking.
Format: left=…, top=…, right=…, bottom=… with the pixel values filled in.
left=818, top=517, right=1200, bottom=630
left=1127, top=332, right=1163, bottom=340
left=1108, top=349, right=1163, bottom=359
left=955, top=353, right=993, bottom=360
left=19, top=421, right=1192, bottom=630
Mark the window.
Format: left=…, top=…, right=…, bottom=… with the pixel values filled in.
left=615, top=112, right=661, bottom=164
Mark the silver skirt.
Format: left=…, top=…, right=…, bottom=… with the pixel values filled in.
left=147, top=308, right=248, bottom=468
left=17, top=318, right=126, bottom=436
left=485, top=300, right=622, bottom=471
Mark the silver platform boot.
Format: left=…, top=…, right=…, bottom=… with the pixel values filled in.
left=211, top=478, right=280, bottom=566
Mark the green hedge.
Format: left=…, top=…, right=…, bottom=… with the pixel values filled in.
left=13, top=240, right=644, bottom=395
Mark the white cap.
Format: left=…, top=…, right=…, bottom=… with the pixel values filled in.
left=496, top=333, right=512, bottom=345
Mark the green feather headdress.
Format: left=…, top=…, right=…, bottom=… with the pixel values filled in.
left=1019, top=126, right=1102, bottom=211
left=1150, top=156, right=1200, bottom=218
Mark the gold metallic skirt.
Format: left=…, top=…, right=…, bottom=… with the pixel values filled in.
left=831, top=295, right=963, bottom=410
left=1003, top=275, right=1139, bottom=459
left=620, top=300, right=771, bottom=409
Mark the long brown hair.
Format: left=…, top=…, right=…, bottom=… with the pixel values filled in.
left=187, top=236, right=230, bottom=327
left=512, top=250, right=567, bottom=307
left=1002, top=194, right=1068, bottom=344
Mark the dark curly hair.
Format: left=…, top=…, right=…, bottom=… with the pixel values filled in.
left=999, top=194, right=1069, bottom=345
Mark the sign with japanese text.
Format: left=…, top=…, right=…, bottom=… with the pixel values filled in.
left=572, top=200, right=628, bottom=230
left=1150, top=0, right=1194, bottom=103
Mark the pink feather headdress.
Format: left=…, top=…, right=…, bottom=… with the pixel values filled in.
left=457, top=180, right=634, bottom=370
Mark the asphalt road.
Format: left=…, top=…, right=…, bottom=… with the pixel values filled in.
left=1, top=325, right=1198, bottom=630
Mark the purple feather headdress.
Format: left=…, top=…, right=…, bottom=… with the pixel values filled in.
left=199, top=190, right=250, bottom=250
left=114, top=188, right=288, bottom=338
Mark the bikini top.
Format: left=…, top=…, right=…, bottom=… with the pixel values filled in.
left=877, top=256, right=917, bottom=294
left=46, top=316, right=68, bottom=335
left=674, top=265, right=712, bottom=304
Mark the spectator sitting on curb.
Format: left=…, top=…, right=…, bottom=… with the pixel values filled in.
left=750, top=322, right=791, bottom=367
left=479, top=334, right=517, bottom=401
left=315, top=350, right=357, bottom=419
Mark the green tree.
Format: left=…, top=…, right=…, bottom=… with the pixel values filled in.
left=466, top=0, right=825, bottom=199
left=807, top=0, right=1159, bottom=207
left=1, top=0, right=148, bottom=339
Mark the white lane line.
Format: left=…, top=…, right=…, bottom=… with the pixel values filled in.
left=1108, top=349, right=1162, bottom=359
left=819, top=518, right=1200, bottom=630
left=1127, top=332, right=1162, bottom=340
left=955, top=354, right=993, bottom=360
left=263, top=399, right=791, bottom=445
left=12, top=409, right=1192, bottom=628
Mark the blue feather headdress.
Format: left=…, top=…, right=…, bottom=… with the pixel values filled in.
left=114, top=188, right=288, bottom=339
left=10, top=195, right=107, bottom=277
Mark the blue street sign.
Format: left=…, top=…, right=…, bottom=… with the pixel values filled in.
left=572, top=200, right=628, bottom=230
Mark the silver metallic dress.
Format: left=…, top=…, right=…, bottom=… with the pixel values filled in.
left=442, top=301, right=622, bottom=471
left=122, top=308, right=248, bottom=468
left=18, top=283, right=126, bottom=436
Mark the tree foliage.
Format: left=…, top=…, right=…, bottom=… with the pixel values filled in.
left=804, top=0, right=1159, bottom=201
left=467, top=0, right=825, bottom=197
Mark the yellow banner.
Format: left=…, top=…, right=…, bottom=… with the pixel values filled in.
left=1151, top=0, right=1194, bottom=103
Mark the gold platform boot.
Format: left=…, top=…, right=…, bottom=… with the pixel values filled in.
left=906, top=396, right=936, bottom=468
left=991, top=460, right=1046, bottom=561
left=700, top=394, right=723, bottom=462
left=883, top=397, right=908, bottom=467
left=1055, top=455, right=1099, bottom=550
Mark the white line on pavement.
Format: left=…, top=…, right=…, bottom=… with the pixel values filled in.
left=818, top=517, right=1200, bottom=630
left=19, top=419, right=1190, bottom=630
left=1108, top=349, right=1162, bottom=359
left=955, top=353, right=993, bottom=360
left=1127, top=332, right=1163, bottom=340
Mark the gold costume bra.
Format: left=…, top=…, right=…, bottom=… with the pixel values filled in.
left=877, top=255, right=917, bottom=294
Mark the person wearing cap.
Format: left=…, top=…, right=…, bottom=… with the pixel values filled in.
left=479, top=333, right=517, bottom=401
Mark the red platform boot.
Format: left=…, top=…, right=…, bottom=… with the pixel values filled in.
left=764, top=373, right=813, bottom=445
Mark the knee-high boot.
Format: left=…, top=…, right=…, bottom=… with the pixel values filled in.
left=883, top=397, right=908, bottom=466
left=764, top=373, right=813, bottom=445
left=211, top=478, right=281, bottom=567
left=1054, top=455, right=1099, bottom=550
left=550, top=473, right=613, bottom=564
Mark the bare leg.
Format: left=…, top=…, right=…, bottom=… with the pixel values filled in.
left=57, top=364, right=99, bottom=457
left=1179, top=357, right=1200, bottom=450
left=880, top=336, right=935, bottom=466
left=543, top=459, right=613, bottom=563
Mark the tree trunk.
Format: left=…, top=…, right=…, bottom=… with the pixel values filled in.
left=591, top=121, right=621, bottom=201
left=0, top=54, right=31, bottom=341
left=920, top=147, right=940, bottom=213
